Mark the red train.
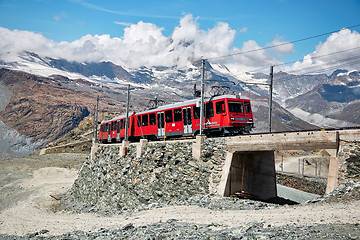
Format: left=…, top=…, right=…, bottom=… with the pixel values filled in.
left=98, top=95, right=254, bottom=143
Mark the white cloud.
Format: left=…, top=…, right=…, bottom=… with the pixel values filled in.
left=0, top=27, right=55, bottom=55
left=239, top=27, right=248, bottom=33
left=267, top=35, right=295, bottom=54
left=224, top=40, right=280, bottom=72
left=285, top=28, right=360, bottom=74
left=113, top=21, right=133, bottom=27
left=0, top=14, right=285, bottom=71
left=53, top=11, right=67, bottom=21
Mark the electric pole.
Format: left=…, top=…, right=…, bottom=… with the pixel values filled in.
left=92, top=95, right=99, bottom=143
left=124, top=84, right=130, bottom=141
left=269, top=66, right=274, bottom=133
left=95, top=95, right=99, bottom=142
left=200, top=59, right=206, bottom=136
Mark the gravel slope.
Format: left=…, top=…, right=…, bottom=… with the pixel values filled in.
left=0, top=153, right=359, bottom=239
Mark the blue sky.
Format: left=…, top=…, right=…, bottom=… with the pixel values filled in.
left=1, top=0, right=360, bottom=72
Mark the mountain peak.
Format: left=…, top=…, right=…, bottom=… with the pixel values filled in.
left=329, top=69, right=348, bottom=79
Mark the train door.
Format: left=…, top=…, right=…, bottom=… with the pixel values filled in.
left=157, top=112, right=165, bottom=137
left=107, top=122, right=111, bottom=142
left=116, top=120, right=120, bottom=141
left=182, top=107, right=192, bottom=134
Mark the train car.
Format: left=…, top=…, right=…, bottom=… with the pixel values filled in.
left=98, top=94, right=254, bottom=143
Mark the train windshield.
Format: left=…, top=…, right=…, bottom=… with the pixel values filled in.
left=244, top=101, right=252, bottom=113
left=228, top=101, right=244, bottom=113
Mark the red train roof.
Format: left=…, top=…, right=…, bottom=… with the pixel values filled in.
left=100, top=94, right=250, bottom=124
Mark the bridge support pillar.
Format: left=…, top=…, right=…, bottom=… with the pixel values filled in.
left=192, top=135, right=206, bottom=160
left=120, top=140, right=130, bottom=157
left=218, top=151, right=277, bottom=201
left=90, top=142, right=99, bottom=161
left=137, top=139, right=148, bottom=158
left=326, top=149, right=340, bottom=193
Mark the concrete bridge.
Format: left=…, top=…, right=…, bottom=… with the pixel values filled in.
left=216, top=129, right=360, bottom=200
left=91, top=129, right=360, bottom=201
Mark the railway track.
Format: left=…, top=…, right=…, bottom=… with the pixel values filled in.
left=99, top=126, right=360, bottom=145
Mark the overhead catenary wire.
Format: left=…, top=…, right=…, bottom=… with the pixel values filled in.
left=272, top=46, right=360, bottom=69
left=205, top=24, right=360, bottom=61
left=273, top=59, right=360, bottom=84
left=272, top=55, right=360, bottom=80
left=202, top=48, right=360, bottom=88
left=172, top=24, right=360, bottom=72
left=210, top=46, right=360, bottom=81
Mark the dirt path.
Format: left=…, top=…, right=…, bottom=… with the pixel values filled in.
left=0, top=166, right=359, bottom=236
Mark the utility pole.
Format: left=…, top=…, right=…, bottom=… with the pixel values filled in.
left=124, top=84, right=130, bottom=141
left=269, top=66, right=274, bottom=133
left=95, top=95, right=99, bottom=142
left=92, top=95, right=99, bottom=143
left=200, top=59, right=206, bottom=136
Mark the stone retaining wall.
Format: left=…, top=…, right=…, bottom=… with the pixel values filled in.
left=62, top=138, right=227, bottom=212
left=61, top=134, right=359, bottom=212
left=338, top=140, right=360, bottom=183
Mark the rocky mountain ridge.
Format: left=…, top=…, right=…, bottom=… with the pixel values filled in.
left=1, top=51, right=359, bottom=157
left=0, top=68, right=126, bottom=157
left=285, top=70, right=360, bottom=127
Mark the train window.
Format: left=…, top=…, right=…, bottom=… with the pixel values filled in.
left=205, top=102, right=214, bottom=118
left=193, top=106, right=200, bottom=119
left=244, top=101, right=251, bottom=113
left=149, top=113, right=156, bottom=125
left=228, top=101, right=244, bottom=113
left=216, top=101, right=225, bottom=114
left=137, top=116, right=141, bottom=127
left=142, top=114, right=149, bottom=126
left=186, top=108, right=192, bottom=125
left=108, top=123, right=111, bottom=132
left=174, top=108, right=182, bottom=122
left=120, top=119, right=124, bottom=129
left=165, top=110, right=173, bottom=123
left=105, top=123, right=108, bottom=132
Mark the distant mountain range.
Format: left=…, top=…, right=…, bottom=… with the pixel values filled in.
left=0, top=51, right=359, bottom=157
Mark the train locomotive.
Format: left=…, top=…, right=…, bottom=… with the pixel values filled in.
left=98, top=94, right=254, bottom=143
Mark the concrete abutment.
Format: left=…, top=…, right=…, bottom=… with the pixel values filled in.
left=218, top=151, right=277, bottom=200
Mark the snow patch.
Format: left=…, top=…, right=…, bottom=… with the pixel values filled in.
left=288, top=107, right=356, bottom=128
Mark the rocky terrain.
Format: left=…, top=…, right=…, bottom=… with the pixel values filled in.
left=0, top=133, right=359, bottom=239
left=0, top=68, right=127, bottom=157
left=1, top=222, right=360, bottom=239
left=0, top=151, right=359, bottom=239
left=0, top=68, right=124, bottom=142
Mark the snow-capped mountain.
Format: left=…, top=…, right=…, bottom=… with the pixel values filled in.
left=0, top=51, right=200, bottom=98
left=285, top=69, right=360, bottom=128
left=1, top=50, right=359, bottom=159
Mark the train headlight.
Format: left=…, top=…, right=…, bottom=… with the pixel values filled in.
left=230, top=117, right=235, bottom=121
